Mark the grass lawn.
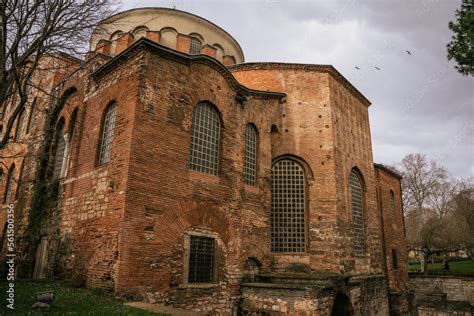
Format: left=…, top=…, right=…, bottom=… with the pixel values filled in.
left=408, top=260, right=474, bottom=274
left=0, top=280, right=165, bottom=315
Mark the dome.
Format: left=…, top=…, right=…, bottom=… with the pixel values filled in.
left=90, top=7, right=244, bottom=65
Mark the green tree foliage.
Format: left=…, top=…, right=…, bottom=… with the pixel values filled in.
left=447, top=0, right=474, bottom=76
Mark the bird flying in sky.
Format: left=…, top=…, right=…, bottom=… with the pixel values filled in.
left=355, top=66, right=360, bottom=70
left=406, top=50, right=411, bottom=55
left=375, top=66, right=381, bottom=70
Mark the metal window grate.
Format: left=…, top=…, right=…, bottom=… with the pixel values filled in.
left=190, top=37, right=202, bottom=55
left=189, top=103, right=221, bottom=175
left=389, top=191, right=395, bottom=218
left=188, top=236, right=214, bottom=283
left=3, top=165, right=15, bottom=204
left=244, top=124, right=257, bottom=185
left=350, top=170, right=365, bottom=256
left=271, top=159, right=306, bottom=252
left=53, top=122, right=66, bottom=179
left=99, top=103, right=117, bottom=165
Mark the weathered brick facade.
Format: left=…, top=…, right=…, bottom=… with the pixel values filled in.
left=0, top=7, right=410, bottom=315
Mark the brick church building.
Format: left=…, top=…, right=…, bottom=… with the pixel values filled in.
left=1, top=7, right=410, bottom=315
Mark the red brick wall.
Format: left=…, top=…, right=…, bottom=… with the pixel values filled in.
left=115, top=51, right=281, bottom=312
left=231, top=65, right=384, bottom=276
left=375, top=166, right=408, bottom=291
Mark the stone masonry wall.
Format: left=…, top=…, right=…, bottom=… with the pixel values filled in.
left=51, top=52, right=143, bottom=289
left=410, top=275, right=474, bottom=304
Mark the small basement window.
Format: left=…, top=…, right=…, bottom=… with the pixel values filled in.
left=188, top=235, right=215, bottom=283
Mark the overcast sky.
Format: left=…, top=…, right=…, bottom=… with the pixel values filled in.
left=122, top=0, right=473, bottom=178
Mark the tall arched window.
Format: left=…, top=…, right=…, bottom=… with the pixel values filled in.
left=244, top=124, right=258, bottom=185
left=53, top=118, right=66, bottom=178
left=190, top=37, right=202, bottom=54
left=3, top=164, right=15, bottom=204
left=349, top=169, right=365, bottom=256
left=189, top=102, right=221, bottom=175
left=98, top=103, right=118, bottom=165
left=271, top=159, right=306, bottom=252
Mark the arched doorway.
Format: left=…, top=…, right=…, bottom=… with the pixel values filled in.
left=331, top=293, right=353, bottom=316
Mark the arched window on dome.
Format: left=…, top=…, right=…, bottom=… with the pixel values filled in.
left=189, top=102, right=221, bottom=175
left=190, top=37, right=202, bottom=55
left=271, top=158, right=306, bottom=253
left=244, top=124, right=258, bottom=185
left=349, top=169, right=365, bottom=256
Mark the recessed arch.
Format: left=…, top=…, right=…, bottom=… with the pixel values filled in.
left=132, top=25, right=149, bottom=39
left=109, top=30, right=124, bottom=41
left=349, top=167, right=365, bottom=256
left=212, top=44, right=224, bottom=62
left=331, top=293, right=353, bottom=316
left=2, top=164, right=16, bottom=204
left=160, top=27, right=178, bottom=49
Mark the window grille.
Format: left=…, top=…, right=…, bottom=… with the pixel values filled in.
left=190, top=37, right=202, bottom=55
left=244, top=124, right=257, bottom=185
left=3, top=165, right=15, bottom=204
left=189, top=103, right=220, bottom=175
left=392, top=249, right=398, bottom=270
left=271, top=159, right=306, bottom=252
left=99, top=103, right=118, bottom=165
left=389, top=190, right=395, bottom=219
left=53, top=121, right=66, bottom=179
left=350, top=170, right=365, bottom=256
left=188, top=236, right=214, bottom=283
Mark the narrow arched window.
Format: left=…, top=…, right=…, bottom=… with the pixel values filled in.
left=244, top=124, right=258, bottom=185
left=190, top=37, right=202, bottom=54
left=189, top=102, right=221, bottom=175
left=3, top=164, right=15, bottom=204
left=14, top=109, right=25, bottom=142
left=349, top=170, right=365, bottom=256
left=389, top=190, right=395, bottom=219
left=271, top=159, right=306, bottom=252
left=53, top=118, right=66, bottom=178
left=98, top=103, right=118, bottom=165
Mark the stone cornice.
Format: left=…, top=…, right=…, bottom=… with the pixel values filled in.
left=91, top=38, right=286, bottom=100
left=228, top=62, right=371, bottom=107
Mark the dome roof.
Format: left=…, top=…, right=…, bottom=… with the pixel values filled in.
left=90, top=7, right=244, bottom=64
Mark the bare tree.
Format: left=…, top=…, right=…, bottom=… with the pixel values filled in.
left=397, top=153, right=448, bottom=216
left=0, top=0, right=115, bottom=149
left=452, top=186, right=474, bottom=260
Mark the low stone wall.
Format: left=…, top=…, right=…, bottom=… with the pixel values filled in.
left=241, top=274, right=389, bottom=315
left=409, top=275, right=474, bottom=304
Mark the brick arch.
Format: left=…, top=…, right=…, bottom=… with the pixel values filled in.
left=272, top=154, right=314, bottom=181
left=348, top=166, right=366, bottom=191
left=153, top=201, right=234, bottom=256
